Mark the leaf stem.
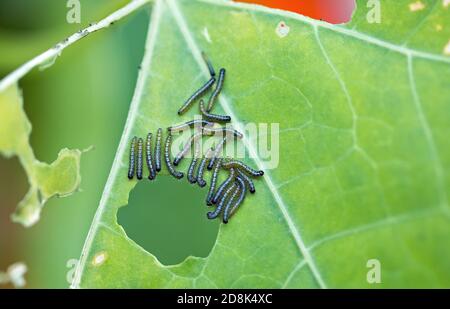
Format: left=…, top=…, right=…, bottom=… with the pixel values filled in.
left=0, top=0, right=153, bottom=92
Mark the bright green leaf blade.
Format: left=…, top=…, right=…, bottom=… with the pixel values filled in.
left=74, top=0, right=450, bottom=288
left=0, top=84, right=85, bottom=227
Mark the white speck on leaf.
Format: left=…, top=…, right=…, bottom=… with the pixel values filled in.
left=92, top=252, right=107, bottom=266
left=276, top=21, right=290, bottom=38
left=409, top=1, right=425, bottom=12
left=444, top=40, right=450, bottom=55
left=444, top=0, right=450, bottom=8
left=202, top=27, right=212, bottom=43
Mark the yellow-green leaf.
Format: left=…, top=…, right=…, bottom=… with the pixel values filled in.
left=0, top=84, right=84, bottom=227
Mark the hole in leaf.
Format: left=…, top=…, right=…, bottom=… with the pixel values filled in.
left=118, top=176, right=220, bottom=265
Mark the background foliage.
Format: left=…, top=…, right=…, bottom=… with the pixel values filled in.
left=0, top=0, right=147, bottom=288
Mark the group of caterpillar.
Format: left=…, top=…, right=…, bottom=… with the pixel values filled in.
left=127, top=53, right=263, bottom=224
left=127, top=129, right=163, bottom=181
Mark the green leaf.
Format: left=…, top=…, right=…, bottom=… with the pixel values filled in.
left=0, top=84, right=85, bottom=227
left=73, top=0, right=450, bottom=288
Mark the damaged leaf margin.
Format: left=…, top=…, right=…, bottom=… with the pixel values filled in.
left=0, top=84, right=84, bottom=227
left=0, top=0, right=153, bottom=227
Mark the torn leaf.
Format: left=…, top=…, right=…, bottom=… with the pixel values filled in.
left=0, top=84, right=84, bottom=227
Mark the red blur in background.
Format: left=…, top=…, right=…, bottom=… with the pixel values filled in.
left=234, top=0, right=356, bottom=24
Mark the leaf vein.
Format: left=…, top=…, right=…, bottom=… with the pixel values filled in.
left=407, top=55, right=450, bottom=214
left=307, top=207, right=443, bottom=251
left=166, top=0, right=327, bottom=289
left=198, top=0, right=450, bottom=64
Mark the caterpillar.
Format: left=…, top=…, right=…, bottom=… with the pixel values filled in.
left=178, top=77, right=216, bottom=115
left=199, top=99, right=231, bottom=123
left=136, top=137, right=143, bottom=180
left=222, top=160, right=264, bottom=177
left=223, top=176, right=246, bottom=224
left=207, top=182, right=238, bottom=220
left=236, top=168, right=255, bottom=193
left=155, top=128, right=162, bottom=172
left=127, top=136, right=137, bottom=179
left=187, top=139, right=201, bottom=184
left=207, top=137, right=227, bottom=170
left=203, top=127, right=243, bottom=139
left=201, top=51, right=216, bottom=77
left=206, top=68, right=226, bottom=112
left=164, top=134, right=184, bottom=179
left=212, top=168, right=236, bottom=204
left=168, top=119, right=213, bottom=133
left=146, top=133, right=156, bottom=180
left=173, top=131, right=204, bottom=166
left=197, top=147, right=214, bottom=187
left=206, top=158, right=222, bottom=206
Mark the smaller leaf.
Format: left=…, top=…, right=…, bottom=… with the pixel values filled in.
left=0, top=84, right=85, bottom=227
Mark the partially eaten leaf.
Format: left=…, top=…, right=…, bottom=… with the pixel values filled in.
left=0, top=84, right=84, bottom=227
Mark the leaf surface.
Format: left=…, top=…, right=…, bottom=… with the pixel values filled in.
left=73, top=0, right=450, bottom=288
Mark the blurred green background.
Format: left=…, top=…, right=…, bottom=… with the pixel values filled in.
left=0, top=0, right=218, bottom=288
